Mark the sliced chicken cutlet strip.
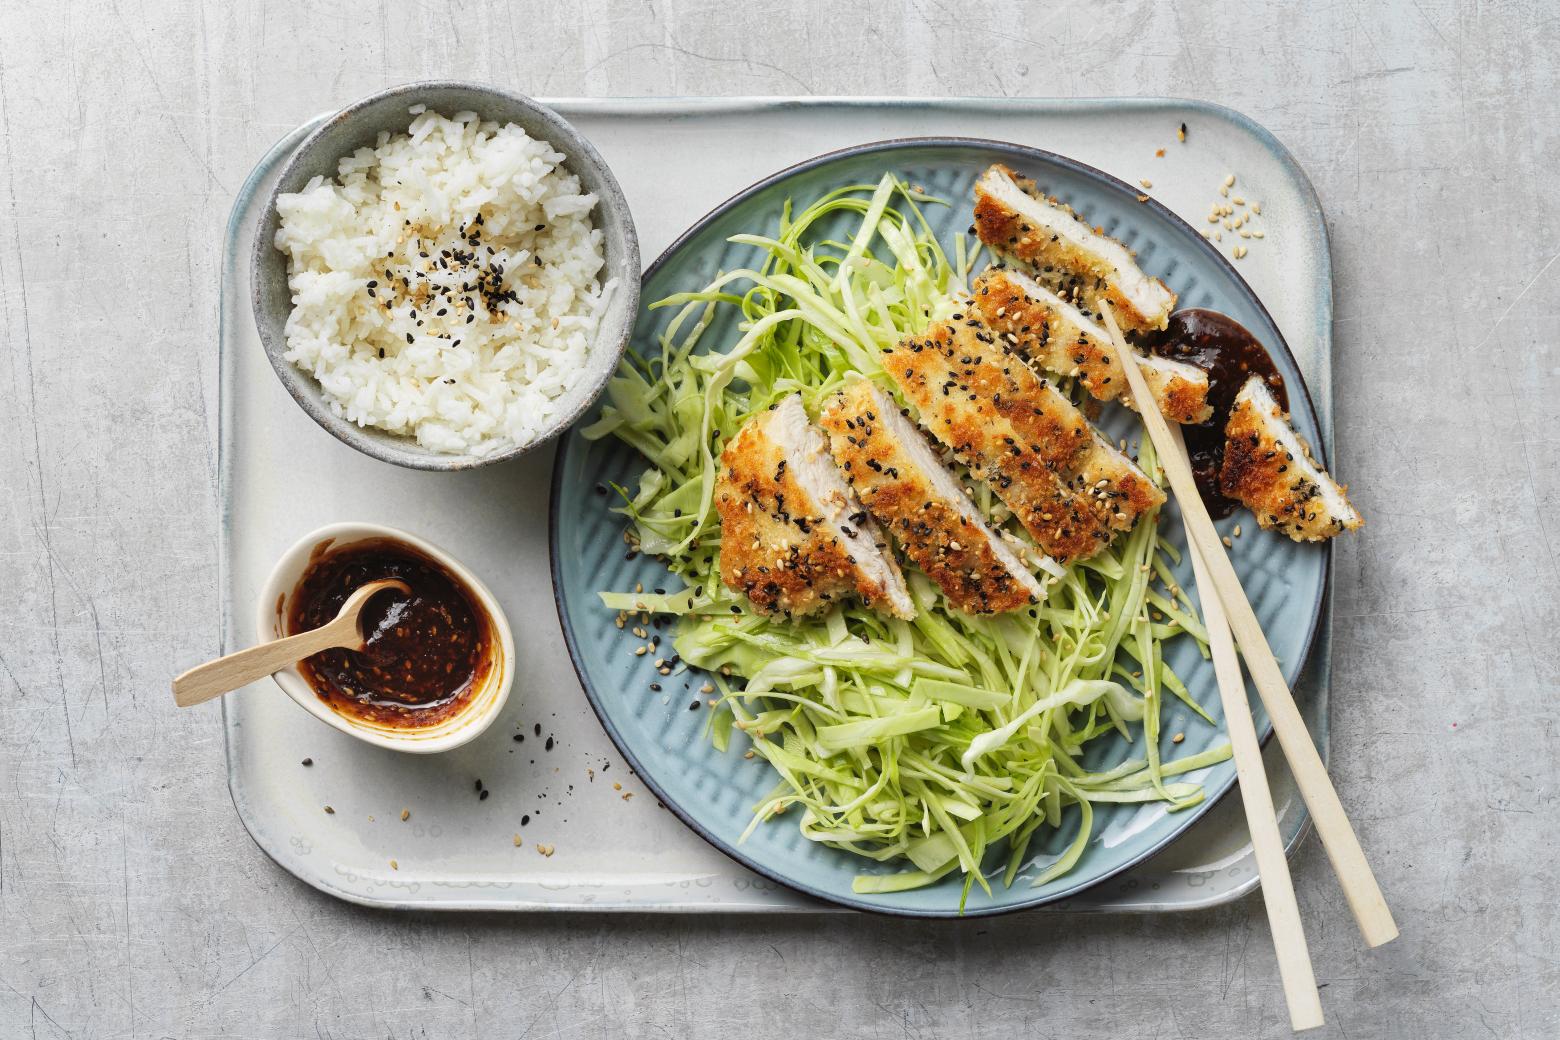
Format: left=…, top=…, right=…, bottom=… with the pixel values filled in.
left=716, top=394, right=915, bottom=619
left=973, top=164, right=1177, bottom=334
left=880, top=316, right=1165, bottom=564
left=819, top=379, right=1047, bottom=615
left=971, top=267, right=1213, bottom=425
left=1219, top=376, right=1363, bottom=542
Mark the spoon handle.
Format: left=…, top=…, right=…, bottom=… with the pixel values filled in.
left=171, top=620, right=354, bottom=707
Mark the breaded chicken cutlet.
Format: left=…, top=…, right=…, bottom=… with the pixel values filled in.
left=819, top=379, right=1048, bottom=615
left=973, top=164, right=1177, bottom=334
left=1219, top=376, right=1363, bottom=542
left=880, top=314, right=1165, bottom=564
left=971, top=267, right=1213, bottom=425
left=716, top=394, right=915, bottom=619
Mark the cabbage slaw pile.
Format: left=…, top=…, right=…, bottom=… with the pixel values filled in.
left=584, top=175, right=1229, bottom=903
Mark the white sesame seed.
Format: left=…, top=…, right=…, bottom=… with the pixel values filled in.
left=1223, top=173, right=1236, bottom=188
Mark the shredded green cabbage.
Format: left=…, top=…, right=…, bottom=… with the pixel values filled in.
left=585, top=174, right=1229, bottom=901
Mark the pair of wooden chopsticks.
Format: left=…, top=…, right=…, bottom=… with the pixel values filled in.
left=1100, top=305, right=1396, bottom=1033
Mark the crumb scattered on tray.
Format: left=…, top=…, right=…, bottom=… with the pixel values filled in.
left=1199, top=172, right=1265, bottom=259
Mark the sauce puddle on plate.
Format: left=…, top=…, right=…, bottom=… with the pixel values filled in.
left=289, top=538, right=493, bottom=728
left=1149, top=308, right=1288, bottom=518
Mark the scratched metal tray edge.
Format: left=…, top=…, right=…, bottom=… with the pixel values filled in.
left=218, top=95, right=1332, bottom=914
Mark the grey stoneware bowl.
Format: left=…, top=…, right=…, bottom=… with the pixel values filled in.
left=251, top=81, right=640, bottom=471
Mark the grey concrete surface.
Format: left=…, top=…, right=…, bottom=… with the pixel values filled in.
left=1, top=1, right=1554, bottom=1037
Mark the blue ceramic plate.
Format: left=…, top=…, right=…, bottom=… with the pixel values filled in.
left=550, top=139, right=1327, bottom=916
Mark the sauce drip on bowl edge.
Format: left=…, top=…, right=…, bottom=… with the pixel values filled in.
left=288, top=537, right=493, bottom=728
left=1148, top=308, right=1289, bottom=519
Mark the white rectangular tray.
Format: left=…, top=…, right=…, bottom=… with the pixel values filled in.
left=221, top=97, right=1333, bottom=912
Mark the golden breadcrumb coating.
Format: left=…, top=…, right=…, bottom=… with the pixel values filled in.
left=1220, top=376, right=1363, bottom=542
left=716, top=396, right=913, bottom=618
left=880, top=315, right=1164, bottom=564
left=973, top=164, right=1176, bottom=335
left=971, top=268, right=1212, bottom=425
left=820, top=379, right=1045, bottom=614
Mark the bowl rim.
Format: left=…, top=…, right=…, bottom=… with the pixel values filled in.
left=256, top=521, right=516, bottom=754
left=548, top=135, right=1332, bottom=916
left=250, top=79, right=641, bottom=472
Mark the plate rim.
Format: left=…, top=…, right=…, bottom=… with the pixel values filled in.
left=554, top=135, right=1331, bottom=917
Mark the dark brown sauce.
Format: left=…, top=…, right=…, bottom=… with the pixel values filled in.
left=289, top=538, right=492, bottom=728
left=1149, top=309, right=1288, bottom=518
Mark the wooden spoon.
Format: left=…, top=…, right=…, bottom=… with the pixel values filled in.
left=171, top=579, right=411, bottom=708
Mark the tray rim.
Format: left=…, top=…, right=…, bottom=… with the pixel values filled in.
left=219, top=94, right=1332, bottom=914
left=549, top=134, right=1328, bottom=917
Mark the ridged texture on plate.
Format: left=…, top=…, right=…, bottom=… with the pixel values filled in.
left=552, top=142, right=1327, bottom=916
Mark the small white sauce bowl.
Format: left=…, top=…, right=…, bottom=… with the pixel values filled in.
left=256, top=521, right=514, bottom=753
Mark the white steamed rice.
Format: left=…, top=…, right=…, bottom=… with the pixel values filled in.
left=274, top=106, right=614, bottom=455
